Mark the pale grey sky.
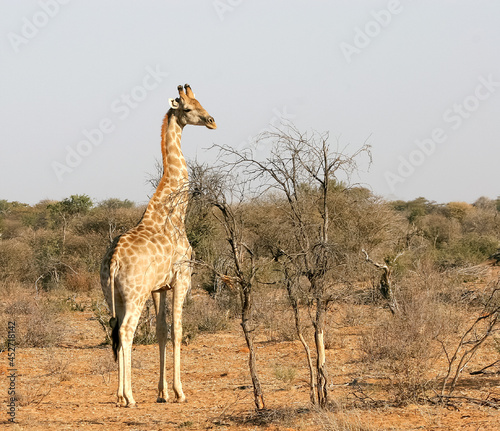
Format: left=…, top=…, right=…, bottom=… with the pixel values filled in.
left=1, top=1, right=499, bottom=205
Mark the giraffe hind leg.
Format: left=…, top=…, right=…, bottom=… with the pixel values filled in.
left=153, top=290, right=169, bottom=403
left=117, top=299, right=148, bottom=408
left=110, top=316, right=120, bottom=361
left=112, top=314, right=130, bottom=407
left=109, top=298, right=127, bottom=406
left=116, top=343, right=127, bottom=407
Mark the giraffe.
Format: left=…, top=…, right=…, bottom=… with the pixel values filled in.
left=100, top=84, right=216, bottom=407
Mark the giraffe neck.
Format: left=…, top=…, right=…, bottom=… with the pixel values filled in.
left=141, top=111, right=188, bottom=228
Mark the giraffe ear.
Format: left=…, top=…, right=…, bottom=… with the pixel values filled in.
left=169, top=98, right=179, bottom=109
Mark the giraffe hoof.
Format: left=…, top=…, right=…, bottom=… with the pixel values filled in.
left=126, top=402, right=137, bottom=408
left=156, top=397, right=168, bottom=403
left=174, top=395, right=187, bottom=403
left=116, top=398, right=127, bottom=408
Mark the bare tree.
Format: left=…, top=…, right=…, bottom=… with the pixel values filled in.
left=215, top=125, right=371, bottom=407
left=439, top=280, right=500, bottom=399
left=281, top=258, right=318, bottom=405
left=188, top=161, right=267, bottom=410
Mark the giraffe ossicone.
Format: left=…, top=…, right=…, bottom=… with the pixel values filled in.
left=100, top=84, right=216, bottom=407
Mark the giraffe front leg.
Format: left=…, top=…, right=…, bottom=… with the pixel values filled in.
left=172, top=282, right=188, bottom=403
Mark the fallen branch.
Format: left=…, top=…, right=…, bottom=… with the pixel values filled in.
left=470, top=359, right=500, bottom=375
left=432, top=394, right=500, bottom=409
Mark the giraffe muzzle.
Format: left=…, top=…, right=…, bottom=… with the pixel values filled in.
left=206, top=116, right=217, bottom=129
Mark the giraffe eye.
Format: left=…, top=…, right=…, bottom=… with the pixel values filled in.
left=184, top=108, right=192, bottom=113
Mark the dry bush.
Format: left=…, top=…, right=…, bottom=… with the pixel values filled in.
left=254, top=288, right=298, bottom=342
left=133, top=298, right=157, bottom=345
left=324, top=315, right=346, bottom=351
left=0, top=239, right=34, bottom=283
left=16, top=379, right=51, bottom=407
left=339, top=304, right=371, bottom=328
left=0, top=217, right=27, bottom=240
left=90, top=352, right=116, bottom=384
left=360, top=274, right=456, bottom=404
left=419, top=212, right=461, bottom=248
left=91, top=298, right=113, bottom=344
left=73, top=204, right=144, bottom=241
left=444, top=201, right=473, bottom=221
left=182, top=293, right=231, bottom=343
left=273, top=363, right=297, bottom=387
left=463, top=204, right=500, bottom=236
left=44, top=349, right=71, bottom=382
left=17, top=302, right=65, bottom=348
left=205, top=278, right=241, bottom=319
left=64, top=270, right=98, bottom=293
left=64, top=231, right=106, bottom=273
left=0, top=285, right=66, bottom=348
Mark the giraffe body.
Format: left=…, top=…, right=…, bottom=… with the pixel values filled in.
left=100, top=84, right=216, bottom=407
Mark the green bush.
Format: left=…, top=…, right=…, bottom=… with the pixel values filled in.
left=437, top=233, right=499, bottom=268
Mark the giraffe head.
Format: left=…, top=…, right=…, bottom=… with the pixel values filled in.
left=168, top=84, right=216, bottom=129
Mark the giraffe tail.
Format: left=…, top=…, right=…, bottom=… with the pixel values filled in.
left=109, top=258, right=120, bottom=362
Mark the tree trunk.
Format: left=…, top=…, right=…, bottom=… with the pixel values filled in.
left=286, top=279, right=318, bottom=404
left=314, top=298, right=328, bottom=407
left=362, top=249, right=399, bottom=315
left=240, top=285, right=265, bottom=411
left=380, top=272, right=398, bottom=315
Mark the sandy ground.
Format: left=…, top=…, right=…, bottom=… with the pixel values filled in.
left=1, top=303, right=499, bottom=430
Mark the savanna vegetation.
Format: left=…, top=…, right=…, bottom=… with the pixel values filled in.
left=1, top=127, right=500, bottom=429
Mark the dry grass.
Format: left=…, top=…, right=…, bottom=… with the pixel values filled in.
left=313, top=407, right=377, bottom=431
left=0, top=282, right=67, bottom=349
